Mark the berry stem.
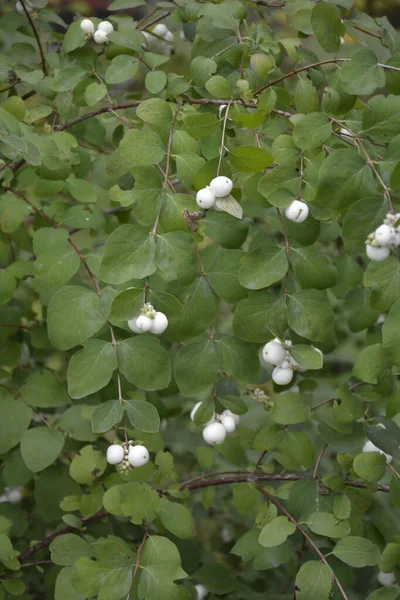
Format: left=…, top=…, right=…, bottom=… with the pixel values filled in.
left=217, top=100, right=233, bottom=176
left=19, top=0, right=47, bottom=76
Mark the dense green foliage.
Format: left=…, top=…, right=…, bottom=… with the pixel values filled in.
left=1, top=0, right=400, bottom=598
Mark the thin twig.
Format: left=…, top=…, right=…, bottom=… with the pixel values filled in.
left=20, top=560, right=53, bottom=568
left=151, top=102, right=181, bottom=236
left=311, top=381, right=365, bottom=411
left=19, top=0, right=47, bottom=76
left=138, top=12, right=170, bottom=31
left=351, top=23, right=382, bottom=39
left=255, top=486, right=348, bottom=600
left=313, top=443, right=328, bottom=479
left=128, top=525, right=149, bottom=598
left=136, top=7, right=158, bottom=28
left=0, top=383, right=19, bottom=396
left=217, top=100, right=233, bottom=176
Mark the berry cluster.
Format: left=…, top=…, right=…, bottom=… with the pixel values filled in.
left=80, top=19, right=114, bottom=44
left=365, top=213, right=400, bottom=262
left=16, top=0, right=34, bottom=13
left=196, top=176, right=233, bottom=210
left=142, top=23, right=176, bottom=56
left=191, top=402, right=239, bottom=446
left=127, top=303, right=168, bottom=335
left=106, top=441, right=149, bottom=472
left=285, top=199, right=309, bottom=223
left=262, top=338, right=322, bottom=386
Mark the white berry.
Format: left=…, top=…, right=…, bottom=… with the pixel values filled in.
left=97, top=21, right=114, bottom=35
left=202, top=422, right=227, bottom=445
left=80, top=19, right=95, bottom=34
left=135, top=315, right=153, bottom=333
left=153, top=23, right=168, bottom=37
left=377, top=571, right=396, bottom=587
left=220, top=415, right=236, bottom=433
left=285, top=200, right=309, bottom=223
left=106, top=444, right=124, bottom=465
left=221, top=409, right=240, bottom=425
left=164, top=30, right=175, bottom=42
left=262, top=340, right=286, bottom=366
left=128, top=445, right=149, bottom=467
left=196, top=187, right=216, bottom=209
left=272, top=365, right=294, bottom=386
left=366, top=244, right=390, bottom=262
left=362, top=440, right=392, bottom=464
left=209, top=176, right=233, bottom=198
left=128, top=316, right=142, bottom=333
left=375, top=224, right=393, bottom=246
left=195, top=585, right=208, bottom=600
left=149, top=311, right=168, bottom=335
left=191, top=402, right=215, bottom=425
left=16, top=0, right=33, bottom=13
left=93, top=30, right=108, bottom=44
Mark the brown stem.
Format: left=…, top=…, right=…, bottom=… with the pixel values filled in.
left=0, top=80, right=20, bottom=93
left=18, top=510, right=109, bottom=561
left=311, top=381, right=365, bottom=411
left=313, top=443, right=328, bottom=479
left=293, top=535, right=307, bottom=600
left=254, top=58, right=350, bottom=96
left=129, top=526, right=149, bottom=597
left=151, top=102, right=181, bottom=236
left=0, top=383, right=19, bottom=396
left=136, top=7, right=158, bottom=28
left=351, top=23, right=382, bottom=39
left=0, top=323, right=31, bottom=330
left=138, top=12, right=170, bottom=31
left=20, top=560, right=53, bottom=568
left=19, top=0, right=47, bottom=76
left=247, top=0, right=285, bottom=6
left=217, top=100, right=233, bottom=176
left=255, top=486, right=349, bottom=600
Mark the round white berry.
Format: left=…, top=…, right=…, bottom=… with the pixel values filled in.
left=93, top=29, right=109, bottom=44
left=149, top=311, right=168, bottom=335
left=377, top=571, right=396, bottom=587
left=262, top=340, right=286, bottom=366
left=375, top=224, right=393, bottom=246
left=80, top=19, right=95, bottom=34
left=393, top=231, right=400, bottom=246
left=209, top=176, right=233, bottom=198
left=135, top=315, right=153, bottom=333
left=220, top=414, right=236, bottom=433
left=362, top=440, right=392, bottom=464
left=272, top=365, right=294, bottom=386
left=106, top=444, right=124, bottom=465
left=285, top=200, right=309, bottom=223
left=366, top=244, right=390, bottom=262
left=128, top=445, right=150, bottom=467
left=196, top=187, right=216, bottom=209
left=202, top=422, right=227, bottom=445
left=153, top=23, right=168, bottom=37
left=195, top=585, right=208, bottom=600
left=164, top=30, right=175, bottom=42
left=128, top=316, right=142, bottom=333
left=16, top=0, right=33, bottom=13
left=221, top=409, right=240, bottom=425
left=97, top=20, right=114, bottom=35
left=190, top=402, right=215, bottom=425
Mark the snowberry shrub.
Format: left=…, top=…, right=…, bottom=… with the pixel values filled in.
left=1, top=1, right=400, bottom=598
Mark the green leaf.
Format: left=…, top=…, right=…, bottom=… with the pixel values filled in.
left=287, top=290, right=334, bottom=342
left=194, top=564, right=237, bottom=595
left=333, top=495, right=352, bottom=520
left=33, top=248, right=80, bottom=292
left=103, top=482, right=160, bottom=523
left=50, top=533, right=93, bottom=566
left=271, top=392, right=311, bottom=425
left=69, top=445, right=106, bottom=484
left=136, top=98, right=173, bottom=128
left=293, top=113, right=332, bottom=150
left=105, top=55, right=139, bottom=84
left=145, top=71, right=167, bottom=94
left=107, top=27, right=143, bottom=51
left=91, top=400, right=123, bottom=433
left=63, top=21, right=85, bottom=53
left=366, top=589, right=399, bottom=600
left=258, top=516, right=296, bottom=548
left=239, top=244, right=288, bottom=290
left=119, top=128, right=165, bottom=166
left=362, top=95, right=400, bottom=142
left=0, top=391, right=32, bottom=454
left=108, top=0, right=145, bottom=8
left=100, top=224, right=156, bottom=284
left=219, top=395, right=248, bottom=415
left=51, top=65, right=86, bottom=92
left=175, top=153, right=206, bottom=188
left=295, top=561, right=332, bottom=600
left=202, top=246, right=247, bottom=303
left=118, top=337, right=171, bottom=391
left=364, top=257, right=400, bottom=312
left=20, top=371, right=70, bottom=408
left=353, top=344, right=388, bottom=384
left=217, top=336, right=260, bottom=385
left=343, top=197, right=390, bottom=254
left=67, top=340, right=117, bottom=399
left=138, top=562, right=188, bottom=600
left=20, top=427, right=65, bottom=473
left=340, top=49, right=385, bottom=95
left=175, top=340, right=219, bottom=396
left=155, top=232, right=197, bottom=282
left=383, top=298, right=400, bottom=349
left=184, top=113, right=219, bottom=140
left=84, top=81, right=107, bottom=106
left=0, top=534, right=19, bottom=571
left=205, top=75, right=232, bottom=99
left=47, top=286, right=106, bottom=351
left=290, top=345, right=323, bottom=370
left=353, top=451, right=387, bottom=483
left=203, top=211, right=249, bottom=249
left=233, top=292, right=287, bottom=343
left=311, top=3, right=344, bottom=52
left=332, top=536, right=381, bottom=567
left=228, top=146, right=273, bottom=172
left=315, top=149, right=375, bottom=210
left=306, top=511, right=351, bottom=538
left=169, top=277, right=219, bottom=342
left=289, top=246, right=337, bottom=290
left=125, top=399, right=160, bottom=433
left=67, top=179, right=97, bottom=204
left=158, top=498, right=195, bottom=539
left=190, top=56, right=217, bottom=85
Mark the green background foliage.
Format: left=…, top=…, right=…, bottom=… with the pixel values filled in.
left=0, top=0, right=400, bottom=598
